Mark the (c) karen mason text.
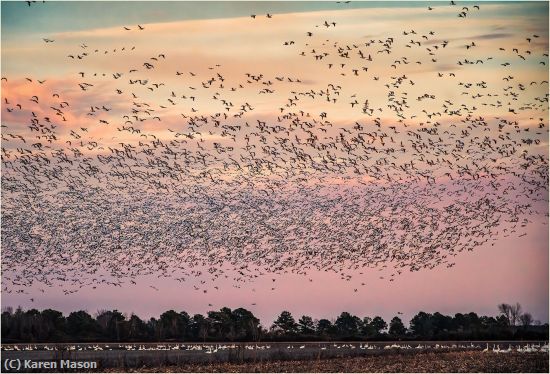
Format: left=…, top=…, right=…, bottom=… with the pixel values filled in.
left=3, top=359, right=98, bottom=371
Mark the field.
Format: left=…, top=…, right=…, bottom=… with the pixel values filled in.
left=103, top=351, right=549, bottom=373
left=2, top=341, right=548, bottom=372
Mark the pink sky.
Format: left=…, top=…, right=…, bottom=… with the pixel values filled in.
left=1, top=1, right=548, bottom=326
left=3, top=216, right=548, bottom=325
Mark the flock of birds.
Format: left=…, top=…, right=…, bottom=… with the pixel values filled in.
left=1, top=2, right=548, bottom=299
left=2, top=342, right=548, bottom=354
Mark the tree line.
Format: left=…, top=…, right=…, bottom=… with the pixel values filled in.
left=1, top=303, right=547, bottom=343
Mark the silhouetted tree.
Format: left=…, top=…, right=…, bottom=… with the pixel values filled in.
left=480, top=315, right=497, bottom=328
left=360, top=317, right=375, bottom=336
left=316, top=318, right=333, bottom=338
left=389, top=316, right=406, bottom=337
left=231, top=308, right=260, bottom=341
left=20, top=309, right=41, bottom=342
left=510, top=303, right=522, bottom=326
left=498, top=303, right=512, bottom=326
left=410, top=312, right=433, bottom=339
left=40, top=309, right=66, bottom=341
left=520, top=313, right=533, bottom=327
left=96, top=310, right=125, bottom=341
left=431, top=312, right=453, bottom=337
left=370, top=316, right=387, bottom=335
left=496, top=315, right=509, bottom=328
left=159, top=309, right=188, bottom=340
left=271, top=311, right=298, bottom=336
left=126, top=314, right=148, bottom=341
left=190, top=314, right=209, bottom=342
left=179, top=311, right=191, bottom=338
left=147, top=317, right=161, bottom=340
left=208, top=307, right=235, bottom=340
left=66, top=311, right=99, bottom=341
left=334, top=312, right=361, bottom=337
left=298, top=315, right=315, bottom=335
left=2, top=305, right=548, bottom=343
left=466, top=312, right=481, bottom=327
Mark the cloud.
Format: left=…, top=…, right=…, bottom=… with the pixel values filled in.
left=472, top=33, right=513, bottom=40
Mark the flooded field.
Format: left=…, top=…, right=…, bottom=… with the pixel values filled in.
left=1, top=341, right=548, bottom=371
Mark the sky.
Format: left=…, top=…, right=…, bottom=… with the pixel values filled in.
left=1, top=1, right=549, bottom=327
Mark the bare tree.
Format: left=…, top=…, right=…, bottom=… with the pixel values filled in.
left=520, top=313, right=533, bottom=327
left=498, top=303, right=512, bottom=326
left=510, top=303, right=522, bottom=326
